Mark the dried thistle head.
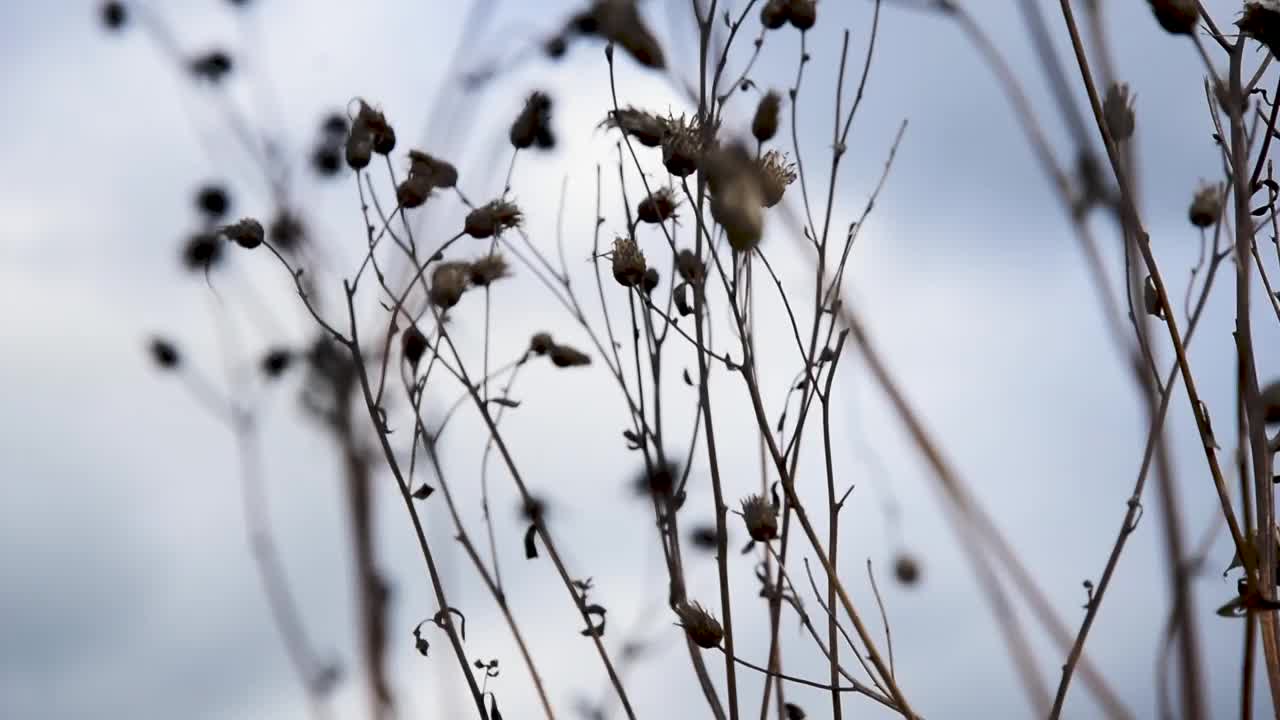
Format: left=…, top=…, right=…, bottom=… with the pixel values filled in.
left=676, top=248, right=705, bottom=286
left=582, top=0, right=665, bottom=69
left=1145, top=0, right=1198, bottom=35
left=602, top=107, right=669, bottom=147
left=468, top=253, right=510, bottom=287
left=786, top=0, right=817, bottom=31
left=429, top=262, right=472, bottom=309
left=674, top=601, right=724, bottom=649
left=1188, top=182, right=1223, bottom=228
left=637, top=187, right=680, bottom=224
left=195, top=184, right=230, bottom=220
left=148, top=336, right=180, bottom=370
left=642, top=267, right=660, bottom=295
left=529, top=332, right=556, bottom=356
left=1240, top=2, right=1280, bottom=57
left=397, top=177, right=432, bottom=209
left=1262, top=378, right=1280, bottom=425
left=182, top=232, right=223, bottom=272
left=223, top=217, right=264, bottom=249
left=756, top=150, right=797, bottom=208
left=611, top=237, right=646, bottom=287
left=407, top=150, right=459, bottom=189
left=661, top=114, right=714, bottom=178
left=710, top=173, right=765, bottom=252
left=894, top=553, right=921, bottom=586
left=761, top=0, right=787, bottom=29
left=549, top=343, right=591, bottom=368
left=101, top=2, right=128, bottom=31
left=269, top=211, right=305, bottom=252
left=752, top=90, right=782, bottom=143
left=353, top=99, right=396, bottom=155
left=464, top=200, right=523, bottom=238
left=510, top=91, right=556, bottom=150
left=402, top=325, right=428, bottom=367
left=739, top=493, right=778, bottom=542
left=1102, top=83, right=1135, bottom=142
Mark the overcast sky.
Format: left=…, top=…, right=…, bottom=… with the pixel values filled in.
left=3, top=1, right=1279, bottom=719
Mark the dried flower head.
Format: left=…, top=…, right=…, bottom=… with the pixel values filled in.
left=397, top=177, right=432, bottom=209
left=786, top=0, right=817, bottom=31
left=676, top=248, right=705, bottom=286
left=510, top=91, right=555, bottom=150
left=602, top=107, right=669, bottom=147
left=1188, top=182, right=1223, bottom=228
left=582, top=0, right=666, bottom=69
left=1146, top=0, right=1198, bottom=35
left=637, top=187, right=680, bottom=224
left=223, top=217, right=264, bottom=249
left=269, top=211, right=305, bottom=252
left=740, top=493, right=778, bottom=542
left=468, top=253, right=510, bottom=286
left=549, top=343, right=592, bottom=368
left=101, top=2, right=128, bottom=31
left=642, top=267, right=660, bottom=295
left=761, top=0, right=787, bottom=29
left=182, top=232, right=223, bottom=272
left=711, top=174, right=765, bottom=252
left=429, top=262, right=472, bottom=309
left=674, top=601, right=724, bottom=649
left=261, top=348, right=293, bottom=378
left=408, top=150, right=459, bottom=189
left=611, top=237, right=646, bottom=287
left=1103, top=83, right=1135, bottom=142
left=752, top=91, right=782, bottom=143
left=346, top=131, right=373, bottom=170
left=529, top=332, right=556, bottom=355
left=311, top=144, right=342, bottom=176
left=662, top=114, right=710, bottom=178
left=756, top=150, right=797, bottom=208
left=1241, top=2, right=1280, bottom=57
left=464, top=200, right=523, bottom=238
left=149, top=337, right=180, bottom=369
left=631, top=459, right=677, bottom=498
left=402, top=325, right=428, bottom=367
left=195, top=184, right=230, bottom=219
left=894, top=553, right=921, bottom=586
left=352, top=100, right=396, bottom=155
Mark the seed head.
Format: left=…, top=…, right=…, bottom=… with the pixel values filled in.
left=402, top=325, right=428, bottom=367
left=529, top=332, right=556, bottom=355
left=468, top=253, right=510, bottom=287
left=270, top=211, right=305, bottom=252
left=101, top=2, right=128, bottom=31
left=756, top=150, right=797, bottom=208
left=261, top=348, right=293, bottom=378
left=408, top=150, right=459, bottom=189
left=182, top=232, right=223, bottom=272
left=761, top=0, right=787, bottom=29
left=510, top=91, right=555, bottom=150
left=689, top=524, right=719, bottom=551
left=1188, top=182, right=1223, bottom=228
left=674, top=601, right=724, bottom=649
left=740, top=493, right=778, bottom=542
left=637, top=187, right=679, bottom=224
left=1240, top=3, right=1280, bottom=57
left=190, top=50, right=233, bottom=82
left=149, top=337, right=180, bottom=370
left=585, top=0, right=666, bottom=69
left=346, top=132, right=373, bottom=170
left=321, top=112, right=349, bottom=138
left=196, top=184, right=230, bottom=219
left=711, top=173, right=765, bottom=252
left=1262, top=378, right=1280, bottom=425
left=549, top=343, right=591, bottom=368
left=397, top=177, right=432, bottom=209
left=464, top=200, right=523, bottom=238
left=611, top=237, right=647, bottom=287
left=1146, top=0, right=1198, bottom=35
left=602, top=107, right=669, bottom=147
left=311, top=145, right=342, bottom=176
left=642, top=267, right=660, bottom=295
left=1102, top=83, right=1135, bottom=142
left=223, top=217, right=264, bottom=249
left=752, top=91, right=782, bottom=143
left=429, top=262, right=471, bottom=309
left=786, top=0, right=817, bottom=31
left=676, top=249, right=705, bottom=286
left=894, top=553, right=921, bottom=586
left=661, top=114, right=709, bottom=178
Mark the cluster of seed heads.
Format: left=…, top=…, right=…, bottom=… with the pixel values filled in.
left=761, top=0, right=818, bottom=32
left=464, top=200, right=523, bottom=238
left=346, top=100, right=396, bottom=170
left=510, top=92, right=556, bottom=150
left=528, top=332, right=592, bottom=368
left=398, top=151, right=460, bottom=209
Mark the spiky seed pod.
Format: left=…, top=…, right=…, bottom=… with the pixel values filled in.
left=223, top=217, right=264, bottom=249
left=429, top=262, right=472, bottom=309
left=761, top=0, right=787, bottom=29
left=1262, top=379, right=1280, bottom=425
left=786, top=0, right=816, bottom=30
left=676, top=249, right=705, bottom=286
left=101, top=2, right=128, bottom=31
left=642, top=267, right=660, bottom=295
left=1146, top=0, right=1198, bottom=35
left=752, top=91, right=782, bottom=143
left=149, top=337, right=180, bottom=369
left=351, top=100, right=395, bottom=156
left=674, top=602, right=724, bottom=649
left=397, top=177, right=431, bottom=208
left=611, top=237, right=646, bottom=287
left=529, top=332, right=555, bottom=355
left=756, top=150, right=797, bottom=208
left=182, top=232, right=223, bottom=271
left=510, top=91, right=554, bottom=150
left=1103, top=83, right=1135, bottom=142
left=1143, top=275, right=1164, bottom=319
left=468, top=253, right=510, bottom=287
left=196, top=184, right=230, bottom=219
left=894, top=553, right=921, bottom=586
left=637, top=187, right=679, bottom=224
left=1188, top=183, right=1223, bottom=228
left=1240, top=3, right=1280, bottom=57
left=661, top=115, right=704, bottom=177
left=602, top=107, right=669, bottom=147
left=346, top=133, right=373, bottom=170
left=464, top=200, right=523, bottom=239
left=740, top=493, right=778, bottom=542
left=407, top=150, right=458, bottom=189
left=261, top=348, right=293, bottom=378
left=549, top=343, right=591, bottom=367
left=402, top=325, right=428, bottom=367
left=269, top=212, right=304, bottom=252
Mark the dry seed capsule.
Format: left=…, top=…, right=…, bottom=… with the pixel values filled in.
left=752, top=91, right=781, bottom=143
left=674, top=602, right=724, bottom=649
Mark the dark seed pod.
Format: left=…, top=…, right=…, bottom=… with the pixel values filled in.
left=149, top=337, right=180, bottom=370
left=740, top=493, right=778, bottom=542
left=641, top=267, right=659, bottom=295
left=402, top=325, right=427, bottom=367
left=269, top=212, right=304, bottom=252
left=311, top=145, right=342, bottom=176
left=545, top=34, right=568, bottom=58
left=397, top=177, right=432, bottom=209
left=786, top=0, right=816, bottom=31
left=548, top=343, right=591, bottom=368
left=752, top=91, right=781, bottom=143
left=372, top=124, right=396, bottom=155
left=689, top=524, right=719, bottom=551
left=101, top=2, right=128, bottom=31
left=894, top=553, right=921, bottom=586
left=760, top=0, right=787, bottom=29
left=223, top=218, right=264, bottom=249
left=195, top=184, right=230, bottom=219
left=674, top=602, right=724, bottom=649
left=637, top=188, right=678, bottom=224
left=1147, top=0, right=1199, bottom=35
left=1261, top=378, right=1280, bottom=425
left=190, top=50, right=233, bottom=82
left=321, top=112, right=348, bottom=138
left=261, top=348, right=293, bottom=378
left=182, top=232, right=223, bottom=271
left=346, top=130, right=372, bottom=170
